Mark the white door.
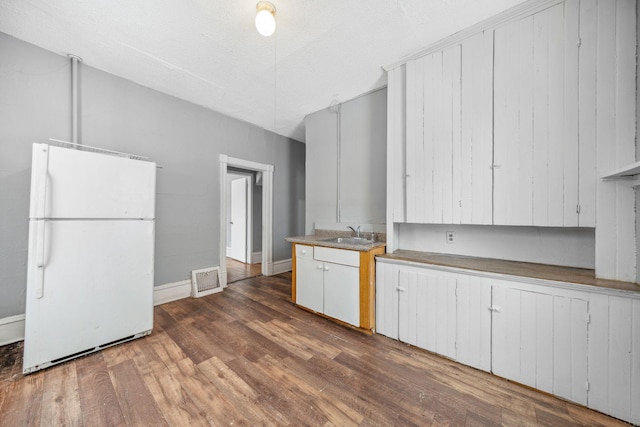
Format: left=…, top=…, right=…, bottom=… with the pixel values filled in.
left=229, top=176, right=248, bottom=262
left=23, top=219, right=155, bottom=372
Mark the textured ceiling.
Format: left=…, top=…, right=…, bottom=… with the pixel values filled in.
left=0, top=0, right=526, bottom=142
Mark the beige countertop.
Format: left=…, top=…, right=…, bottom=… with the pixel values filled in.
left=286, top=235, right=387, bottom=252
left=379, top=250, right=640, bottom=295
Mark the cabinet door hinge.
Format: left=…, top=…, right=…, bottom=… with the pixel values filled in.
left=576, top=204, right=581, bottom=214
left=585, top=380, right=590, bottom=391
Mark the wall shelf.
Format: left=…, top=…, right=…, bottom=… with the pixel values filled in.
left=600, top=161, right=640, bottom=180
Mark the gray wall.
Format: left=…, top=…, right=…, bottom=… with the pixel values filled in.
left=0, top=33, right=305, bottom=319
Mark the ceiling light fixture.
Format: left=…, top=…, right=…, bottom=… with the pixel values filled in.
left=255, top=1, right=276, bottom=37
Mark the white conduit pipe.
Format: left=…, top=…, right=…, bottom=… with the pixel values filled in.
left=69, top=54, right=82, bottom=144
left=329, top=101, right=341, bottom=223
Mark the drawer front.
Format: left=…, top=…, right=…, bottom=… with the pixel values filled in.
left=296, top=244, right=314, bottom=260
left=314, top=246, right=360, bottom=268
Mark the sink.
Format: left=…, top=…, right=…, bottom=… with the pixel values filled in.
left=322, top=237, right=374, bottom=245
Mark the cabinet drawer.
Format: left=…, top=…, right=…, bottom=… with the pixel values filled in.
left=296, top=244, right=314, bottom=260
left=314, top=246, right=360, bottom=268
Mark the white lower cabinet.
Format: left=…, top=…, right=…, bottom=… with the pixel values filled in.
left=376, top=262, right=458, bottom=360
left=295, top=244, right=360, bottom=327
left=456, top=275, right=492, bottom=372
left=295, top=245, right=324, bottom=313
left=491, top=283, right=588, bottom=405
left=397, top=268, right=457, bottom=359
left=323, top=262, right=360, bottom=326
left=376, top=259, right=640, bottom=424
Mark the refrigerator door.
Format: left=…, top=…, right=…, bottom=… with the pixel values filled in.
left=30, top=143, right=156, bottom=220
left=23, top=219, right=155, bottom=373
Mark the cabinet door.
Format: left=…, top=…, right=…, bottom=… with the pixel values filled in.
left=375, top=262, right=399, bottom=339
left=406, top=45, right=462, bottom=224
left=456, top=276, right=492, bottom=372
left=295, top=257, right=324, bottom=314
left=493, top=2, right=580, bottom=227
left=323, top=263, right=360, bottom=326
left=588, top=294, right=640, bottom=424
left=398, top=268, right=456, bottom=359
left=459, top=31, right=493, bottom=225
left=491, top=285, right=588, bottom=405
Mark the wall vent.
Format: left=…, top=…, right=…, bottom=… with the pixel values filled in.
left=191, top=267, right=222, bottom=298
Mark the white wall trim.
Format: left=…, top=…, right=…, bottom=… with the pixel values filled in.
left=0, top=313, right=25, bottom=346
left=384, top=0, right=562, bottom=70
left=220, top=154, right=274, bottom=279
left=252, top=251, right=262, bottom=264
left=272, top=258, right=292, bottom=275
left=153, top=280, right=191, bottom=306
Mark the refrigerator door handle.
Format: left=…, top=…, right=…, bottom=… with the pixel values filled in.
left=35, top=220, right=47, bottom=298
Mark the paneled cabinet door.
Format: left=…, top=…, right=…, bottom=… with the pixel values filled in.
left=405, top=45, right=462, bottom=224
left=397, top=269, right=456, bottom=359
left=397, top=33, right=493, bottom=226
left=455, top=276, right=492, bottom=372
left=296, top=257, right=324, bottom=314
left=493, top=2, right=582, bottom=227
left=375, top=262, right=399, bottom=339
left=323, top=262, right=360, bottom=326
left=491, top=284, right=588, bottom=405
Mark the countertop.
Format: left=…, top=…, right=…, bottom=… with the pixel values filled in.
left=379, top=250, right=640, bottom=295
left=286, top=235, right=387, bottom=252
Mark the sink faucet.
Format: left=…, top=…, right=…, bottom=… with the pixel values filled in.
left=347, top=225, right=361, bottom=238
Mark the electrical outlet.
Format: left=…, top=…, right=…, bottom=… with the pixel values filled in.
left=446, top=231, right=455, bottom=244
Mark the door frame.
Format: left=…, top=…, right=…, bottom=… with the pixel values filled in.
left=219, top=154, right=274, bottom=286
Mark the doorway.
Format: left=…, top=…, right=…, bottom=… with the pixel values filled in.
left=226, top=169, right=263, bottom=283
left=219, top=154, right=274, bottom=288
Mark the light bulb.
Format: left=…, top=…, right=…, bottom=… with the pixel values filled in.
left=255, top=2, right=276, bottom=37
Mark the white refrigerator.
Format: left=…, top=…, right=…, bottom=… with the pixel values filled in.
left=23, top=142, right=156, bottom=374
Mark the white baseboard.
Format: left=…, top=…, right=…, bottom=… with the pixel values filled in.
left=153, top=279, right=192, bottom=306
left=272, top=258, right=292, bottom=275
left=251, top=251, right=262, bottom=264
left=0, top=313, right=25, bottom=346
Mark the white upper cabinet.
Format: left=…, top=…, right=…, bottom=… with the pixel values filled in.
left=406, top=46, right=462, bottom=224
left=459, top=31, right=494, bottom=225
left=493, top=1, right=585, bottom=227
left=386, top=0, right=632, bottom=229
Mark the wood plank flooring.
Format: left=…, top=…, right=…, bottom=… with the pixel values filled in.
left=226, top=257, right=262, bottom=283
left=0, top=272, right=629, bottom=426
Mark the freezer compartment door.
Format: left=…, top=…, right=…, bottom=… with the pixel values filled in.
left=30, top=143, right=156, bottom=219
left=23, top=219, right=155, bottom=372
